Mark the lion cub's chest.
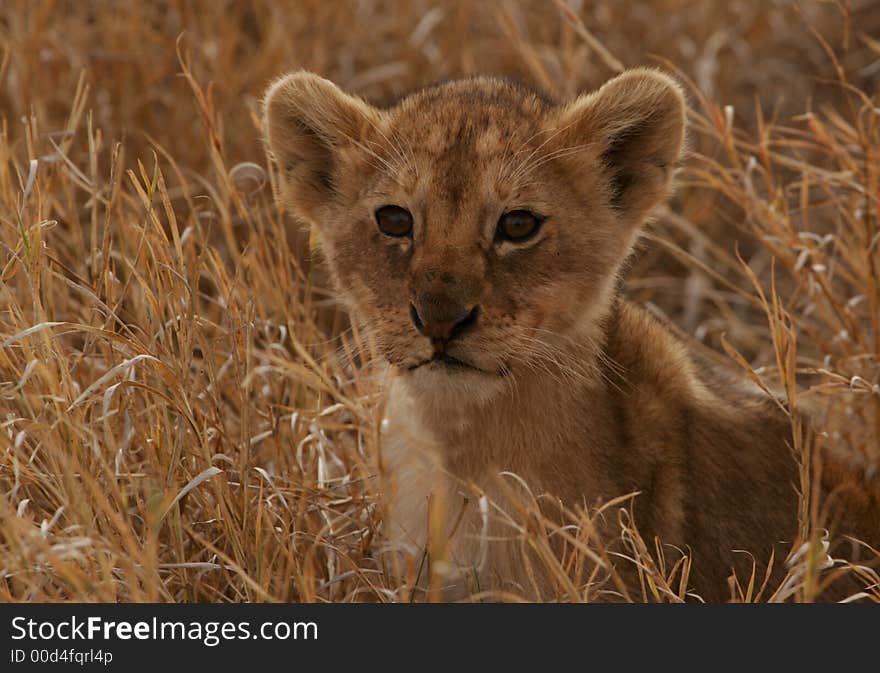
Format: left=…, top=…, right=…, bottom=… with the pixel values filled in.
left=378, top=380, right=532, bottom=594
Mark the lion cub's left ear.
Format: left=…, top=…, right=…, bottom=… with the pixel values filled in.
left=263, top=71, right=383, bottom=223
left=553, top=68, right=686, bottom=222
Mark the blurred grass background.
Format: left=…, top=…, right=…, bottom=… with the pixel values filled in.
left=1, top=0, right=878, bottom=601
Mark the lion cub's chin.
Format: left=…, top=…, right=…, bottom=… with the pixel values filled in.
left=400, top=362, right=509, bottom=407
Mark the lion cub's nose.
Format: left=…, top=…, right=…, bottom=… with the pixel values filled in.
left=410, top=303, right=479, bottom=345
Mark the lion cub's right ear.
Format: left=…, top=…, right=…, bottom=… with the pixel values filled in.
left=263, top=72, right=382, bottom=222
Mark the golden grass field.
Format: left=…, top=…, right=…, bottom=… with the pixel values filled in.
left=1, top=0, right=879, bottom=602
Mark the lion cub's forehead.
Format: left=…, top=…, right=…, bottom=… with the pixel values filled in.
left=388, top=78, right=551, bottom=158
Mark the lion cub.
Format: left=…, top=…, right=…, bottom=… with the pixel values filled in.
left=263, top=69, right=876, bottom=601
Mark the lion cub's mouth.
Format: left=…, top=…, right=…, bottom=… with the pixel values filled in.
left=407, top=352, right=489, bottom=374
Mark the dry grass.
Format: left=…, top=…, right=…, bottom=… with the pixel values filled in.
left=1, top=0, right=879, bottom=602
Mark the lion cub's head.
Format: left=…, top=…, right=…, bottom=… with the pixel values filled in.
left=263, top=69, right=685, bottom=399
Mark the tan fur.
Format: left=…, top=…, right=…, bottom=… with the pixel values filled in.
left=263, top=70, right=879, bottom=601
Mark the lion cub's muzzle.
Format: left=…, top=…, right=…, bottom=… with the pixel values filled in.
left=409, top=302, right=479, bottom=353
left=404, top=294, right=488, bottom=374
left=405, top=255, right=487, bottom=372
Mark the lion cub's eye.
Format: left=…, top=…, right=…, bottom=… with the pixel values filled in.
left=496, top=210, right=543, bottom=243
left=375, top=205, right=413, bottom=237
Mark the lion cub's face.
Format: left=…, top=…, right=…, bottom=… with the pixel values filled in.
left=264, top=70, right=684, bottom=398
